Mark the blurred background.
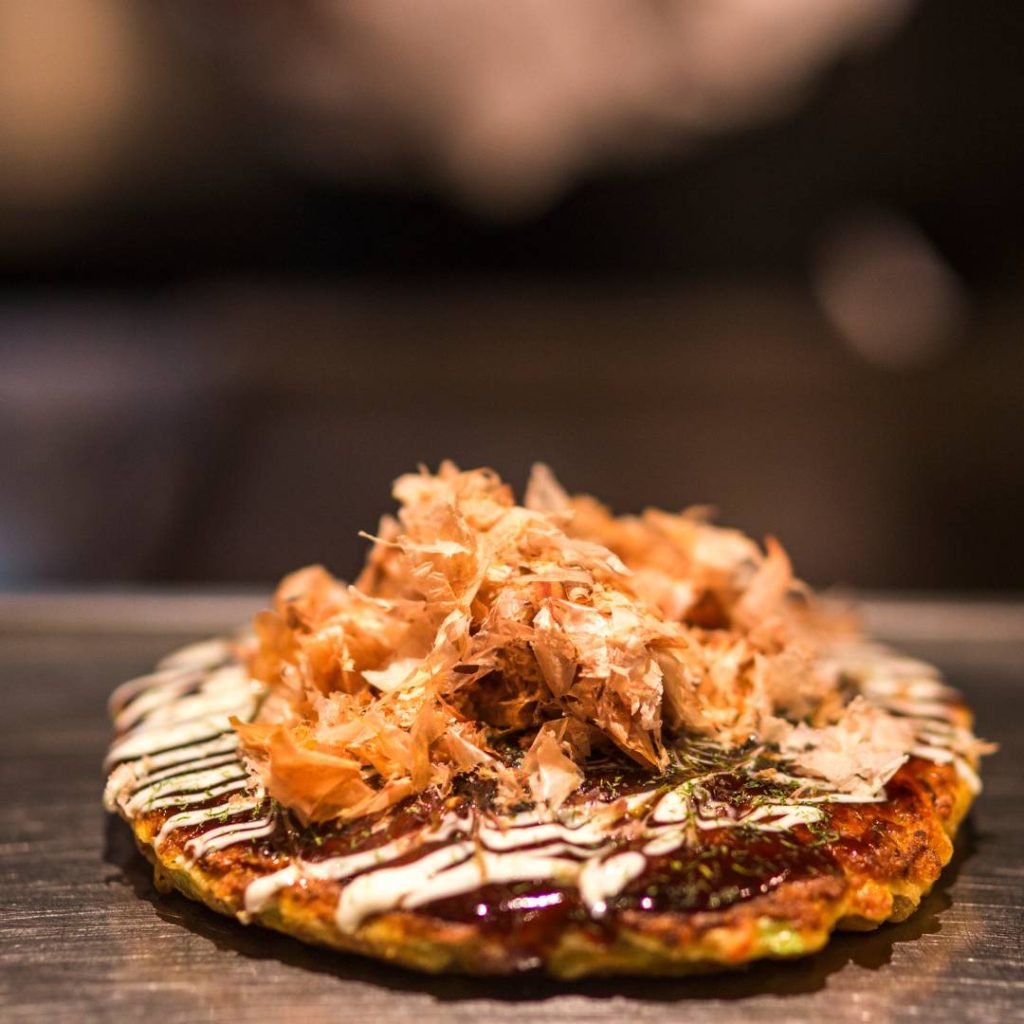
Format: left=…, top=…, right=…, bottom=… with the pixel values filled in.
left=0, top=0, right=1021, bottom=592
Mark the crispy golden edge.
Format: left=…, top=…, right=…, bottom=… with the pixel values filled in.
left=116, top=753, right=975, bottom=978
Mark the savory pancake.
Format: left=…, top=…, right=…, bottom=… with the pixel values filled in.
left=104, top=464, right=989, bottom=976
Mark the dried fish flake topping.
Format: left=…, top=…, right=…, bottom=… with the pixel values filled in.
left=233, top=462, right=958, bottom=824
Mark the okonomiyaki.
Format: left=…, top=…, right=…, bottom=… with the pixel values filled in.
left=104, top=463, right=990, bottom=977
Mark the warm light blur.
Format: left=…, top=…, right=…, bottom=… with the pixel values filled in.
left=0, top=0, right=139, bottom=207
left=814, top=210, right=968, bottom=369
left=177, top=0, right=912, bottom=212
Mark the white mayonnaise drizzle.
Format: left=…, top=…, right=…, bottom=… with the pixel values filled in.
left=103, top=636, right=268, bottom=864
left=335, top=842, right=477, bottom=932
left=129, top=774, right=248, bottom=816
left=106, top=634, right=983, bottom=934
left=128, top=749, right=241, bottom=792
left=153, top=797, right=264, bottom=849
left=578, top=852, right=647, bottom=917
left=185, top=813, right=278, bottom=861
left=157, top=637, right=235, bottom=672
left=106, top=719, right=238, bottom=770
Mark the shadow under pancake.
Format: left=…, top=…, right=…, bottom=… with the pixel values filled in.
left=101, top=813, right=980, bottom=1003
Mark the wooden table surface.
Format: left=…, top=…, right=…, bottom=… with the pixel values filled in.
left=2, top=592, right=1022, bottom=1023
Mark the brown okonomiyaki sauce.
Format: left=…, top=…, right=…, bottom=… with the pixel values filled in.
left=136, top=736, right=963, bottom=955
left=406, top=754, right=844, bottom=937
left=294, top=792, right=455, bottom=862
left=419, top=828, right=840, bottom=940
left=609, top=830, right=839, bottom=917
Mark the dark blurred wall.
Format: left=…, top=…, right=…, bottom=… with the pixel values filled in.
left=0, top=1, right=1022, bottom=589
left=2, top=282, right=1021, bottom=589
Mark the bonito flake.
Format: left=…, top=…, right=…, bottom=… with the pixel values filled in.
left=233, top=462, right=914, bottom=824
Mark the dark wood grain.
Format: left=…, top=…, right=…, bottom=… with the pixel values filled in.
left=1, top=594, right=1022, bottom=1023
